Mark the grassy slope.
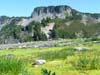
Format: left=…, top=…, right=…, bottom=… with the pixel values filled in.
left=0, top=41, right=100, bottom=75
left=53, top=18, right=100, bottom=36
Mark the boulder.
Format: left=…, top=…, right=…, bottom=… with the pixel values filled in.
left=75, top=47, right=89, bottom=51
left=34, top=59, right=46, bottom=65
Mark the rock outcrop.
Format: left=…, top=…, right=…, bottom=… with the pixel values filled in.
left=31, top=5, right=73, bottom=22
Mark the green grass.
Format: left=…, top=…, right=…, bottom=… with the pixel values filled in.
left=71, top=53, right=100, bottom=71
left=0, top=57, right=24, bottom=75
left=0, top=40, right=100, bottom=75
left=37, top=47, right=75, bottom=61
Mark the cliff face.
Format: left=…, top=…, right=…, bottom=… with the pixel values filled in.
left=31, top=5, right=73, bottom=22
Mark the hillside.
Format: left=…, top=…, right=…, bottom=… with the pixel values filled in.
left=0, top=5, right=100, bottom=44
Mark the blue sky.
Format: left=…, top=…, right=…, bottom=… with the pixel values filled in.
left=0, top=0, right=100, bottom=17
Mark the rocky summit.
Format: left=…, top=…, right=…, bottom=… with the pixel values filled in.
left=31, top=5, right=73, bottom=22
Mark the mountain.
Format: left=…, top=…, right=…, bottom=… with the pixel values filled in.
left=0, top=5, right=100, bottom=44
left=31, top=5, right=73, bottom=22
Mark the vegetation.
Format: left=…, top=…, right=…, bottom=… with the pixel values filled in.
left=0, top=5, right=100, bottom=75
left=37, top=47, right=75, bottom=61
left=0, top=19, right=48, bottom=43
left=19, top=70, right=33, bottom=75
left=0, top=14, right=100, bottom=44
left=41, top=68, right=56, bottom=75
left=0, top=39, right=99, bottom=75
left=0, top=57, right=24, bottom=75
left=72, top=53, right=100, bottom=70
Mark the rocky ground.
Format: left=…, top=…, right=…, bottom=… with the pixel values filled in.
left=0, top=39, right=72, bottom=50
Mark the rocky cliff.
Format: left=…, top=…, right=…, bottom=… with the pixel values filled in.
left=31, top=5, right=74, bottom=22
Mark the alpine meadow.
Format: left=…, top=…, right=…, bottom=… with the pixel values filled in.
left=0, top=0, right=100, bottom=75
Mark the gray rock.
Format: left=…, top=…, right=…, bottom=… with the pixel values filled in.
left=34, top=59, right=46, bottom=65
left=75, top=47, right=89, bottom=51
left=31, top=5, right=72, bottom=22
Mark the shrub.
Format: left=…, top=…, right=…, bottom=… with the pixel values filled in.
left=91, top=38, right=100, bottom=41
left=41, top=68, right=56, bottom=75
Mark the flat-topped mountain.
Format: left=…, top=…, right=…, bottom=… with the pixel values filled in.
left=31, top=5, right=73, bottom=22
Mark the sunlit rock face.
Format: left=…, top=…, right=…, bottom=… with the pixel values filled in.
left=31, top=5, right=72, bottom=22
